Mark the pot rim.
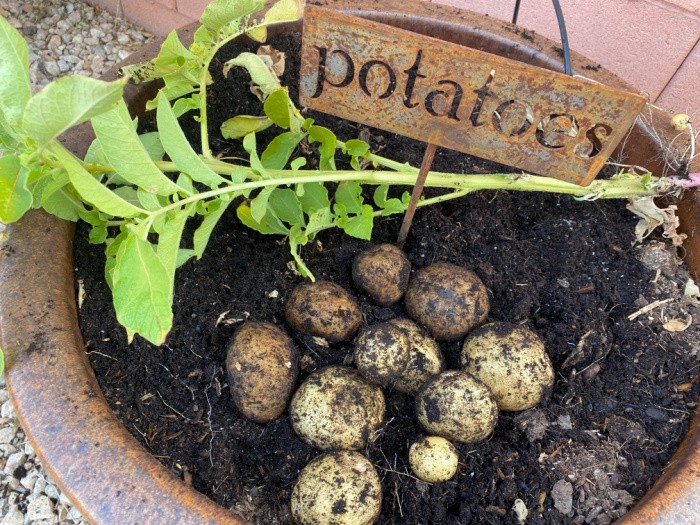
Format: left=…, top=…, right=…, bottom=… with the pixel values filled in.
left=1, top=1, right=698, bottom=524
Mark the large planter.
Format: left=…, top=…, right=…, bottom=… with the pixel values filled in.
left=1, top=1, right=698, bottom=523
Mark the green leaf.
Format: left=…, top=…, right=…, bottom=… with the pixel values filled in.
left=0, top=155, right=33, bottom=224
left=248, top=0, right=301, bottom=42
left=200, top=0, right=264, bottom=31
left=242, top=133, right=269, bottom=178
left=157, top=95, right=227, bottom=188
left=339, top=204, right=374, bottom=240
left=250, top=186, right=274, bottom=223
left=344, top=139, right=370, bottom=157
left=264, top=89, right=292, bottom=129
left=92, top=99, right=185, bottom=196
left=237, top=202, right=289, bottom=235
left=0, top=17, right=30, bottom=125
left=176, top=248, right=196, bottom=268
left=42, top=188, right=82, bottom=221
left=298, top=182, right=329, bottom=214
left=89, top=224, right=108, bottom=244
left=0, top=156, right=32, bottom=223
left=113, top=232, right=173, bottom=345
left=335, top=181, right=363, bottom=214
left=221, top=115, right=273, bottom=139
left=193, top=198, right=232, bottom=258
left=23, top=76, right=127, bottom=147
left=139, top=132, right=165, bottom=161
left=307, top=125, right=337, bottom=170
left=122, top=31, right=197, bottom=83
left=172, top=94, right=200, bottom=117
left=374, top=184, right=405, bottom=216
left=157, top=203, right=195, bottom=301
left=105, top=230, right=128, bottom=290
left=305, top=207, right=333, bottom=236
left=269, top=188, right=304, bottom=225
left=51, top=143, right=146, bottom=218
left=224, top=52, right=281, bottom=96
left=261, top=131, right=305, bottom=169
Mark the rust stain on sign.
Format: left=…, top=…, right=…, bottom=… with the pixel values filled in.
left=300, top=7, right=646, bottom=186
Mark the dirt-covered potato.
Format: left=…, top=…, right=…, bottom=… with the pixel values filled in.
left=289, top=366, right=385, bottom=450
left=291, top=450, right=382, bottom=525
left=387, top=318, right=444, bottom=394
left=409, top=436, right=459, bottom=483
left=285, top=281, right=362, bottom=344
left=352, top=244, right=411, bottom=305
left=415, top=370, right=498, bottom=443
left=354, top=322, right=411, bottom=386
left=461, top=322, right=554, bottom=411
left=404, top=262, right=490, bottom=341
left=225, top=322, right=298, bottom=423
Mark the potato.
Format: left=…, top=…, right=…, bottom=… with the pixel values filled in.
left=225, top=321, right=298, bottom=423
left=291, top=450, right=382, bottom=525
left=352, top=244, right=411, bottom=305
left=285, top=281, right=362, bottom=344
left=354, top=322, right=411, bottom=386
left=404, top=262, right=489, bottom=341
left=409, top=436, right=459, bottom=483
left=415, top=370, right=498, bottom=443
left=387, top=318, right=444, bottom=394
left=290, top=366, right=385, bottom=450
left=461, top=322, right=554, bottom=411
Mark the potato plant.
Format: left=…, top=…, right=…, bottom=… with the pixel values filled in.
left=0, top=0, right=691, bottom=349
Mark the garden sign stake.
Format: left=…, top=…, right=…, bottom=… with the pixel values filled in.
left=299, top=6, right=647, bottom=240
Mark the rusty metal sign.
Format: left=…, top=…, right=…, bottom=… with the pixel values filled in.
left=300, top=7, right=646, bottom=186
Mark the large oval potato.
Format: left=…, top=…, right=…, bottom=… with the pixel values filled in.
left=461, top=322, right=554, bottom=411
left=226, top=321, right=298, bottom=423
left=388, top=318, right=444, bottom=394
left=405, top=262, right=490, bottom=341
left=415, top=370, right=498, bottom=443
left=291, top=450, right=382, bottom=525
left=354, top=322, right=411, bottom=386
left=352, top=243, right=411, bottom=305
left=290, top=366, right=385, bottom=450
left=285, top=281, right=362, bottom=344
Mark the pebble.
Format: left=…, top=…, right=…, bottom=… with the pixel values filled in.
left=552, top=479, right=574, bottom=514
left=0, top=3, right=151, bottom=523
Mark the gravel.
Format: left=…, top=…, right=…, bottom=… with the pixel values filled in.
left=0, top=1, right=152, bottom=523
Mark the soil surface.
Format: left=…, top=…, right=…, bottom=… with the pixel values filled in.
left=75, top=32, right=700, bottom=524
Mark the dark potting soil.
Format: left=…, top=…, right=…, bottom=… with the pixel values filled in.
left=75, top=32, right=700, bottom=525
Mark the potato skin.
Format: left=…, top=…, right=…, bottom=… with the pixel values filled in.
left=415, top=370, right=498, bottom=443
left=285, top=281, right=362, bottom=344
left=404, top=262, right=489, bottom=341
left=290, top=366, right=385, bottom=450
left=461, top=322, right=554, bottom=411
left=352, top=244, right=411, bottom=305
left=354, top=322, right=411, bottom=386
left=388, top=318, right=445, bottom=394
left=291, top=451, right=382, bottom=525
left=409, top=436, right=459, bottom=483
left=226, top=322, right=298, bottom=424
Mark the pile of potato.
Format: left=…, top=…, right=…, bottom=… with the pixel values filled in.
left=225, top=243, right=555, bottom=525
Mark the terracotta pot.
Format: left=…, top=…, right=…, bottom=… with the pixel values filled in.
left=0, top=1, right=698, bottom=523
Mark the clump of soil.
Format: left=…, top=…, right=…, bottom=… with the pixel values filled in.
left=75, top=31, right=700, bottom=525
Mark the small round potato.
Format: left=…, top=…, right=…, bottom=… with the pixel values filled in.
left=352, top=244, right=411, bottom=305
left=461, top=322, right=554, bottom=411
left=404, top=262, right=490, bottom=341
left=354, top=322, right=411, bottom=386
left=226, top=321, right=298, bottom=423
left=409, top=436, right=459, bottom=483
left=290, top=366, right=385, bottom=450
left=388, top=318, right=444, bottom=394
left=291, top=450, right=382, bottom=525
left=415, top=370, right=498, bottom=443
left=285, top=281, right=362, bottom=344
